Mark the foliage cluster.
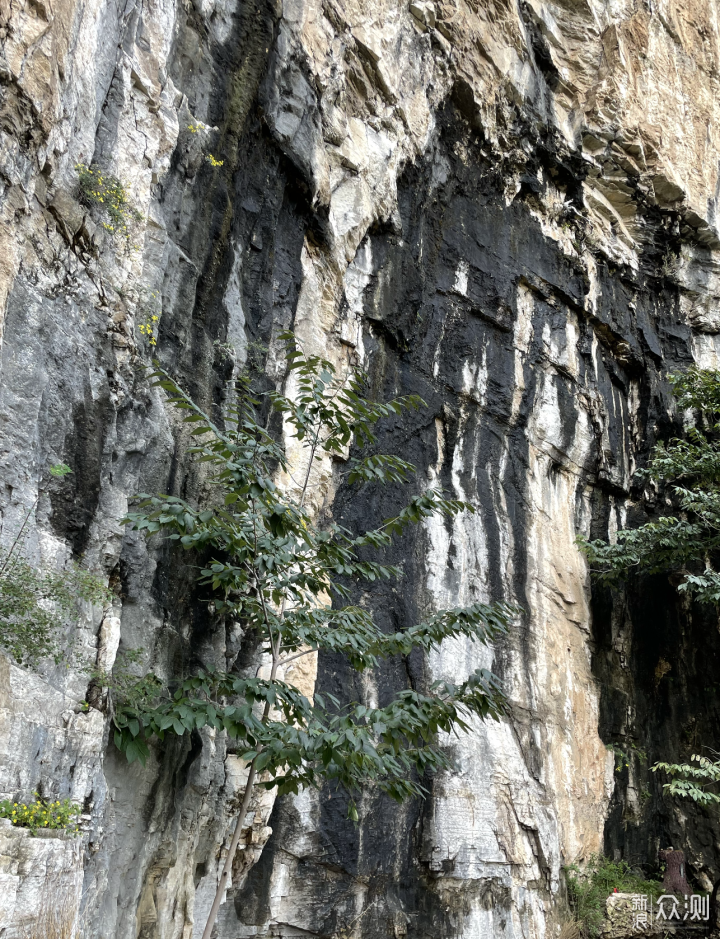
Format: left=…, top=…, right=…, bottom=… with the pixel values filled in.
left=0, top=795, right=81, bottom=834
left=565, top=854, right=664, bottom=938
left=0, top=555, right=111, bottom=666
left=113, top=337, right=515, bottom=805
left=0, top=464, right=112, bottom=667
left=75, top=163, right=142, bottom=238
left=578, top=369, right=720, bottom=900
left=101, top=335, right=518, bottom=939
left=653, top=753, right=720, bottom=807
left=579, top=367, right=720, bottom=603
left=111, top=644, right=510, bottom=781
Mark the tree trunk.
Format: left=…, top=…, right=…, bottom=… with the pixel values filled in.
left=200, top=759, right=258, bottom=939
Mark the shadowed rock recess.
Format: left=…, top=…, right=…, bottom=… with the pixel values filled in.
left=3, top=0, right=720, bottom=935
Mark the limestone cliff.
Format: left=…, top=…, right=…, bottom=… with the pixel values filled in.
left=1, top=0, right=720, bottom=936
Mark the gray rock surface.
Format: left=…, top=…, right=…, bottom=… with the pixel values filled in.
left=0, top=820, right=84, bottom=939
left=2, top=0, right=720, bottom=935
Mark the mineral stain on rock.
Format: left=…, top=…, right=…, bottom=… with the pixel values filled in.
left=2, top=0, right=720, bottom=935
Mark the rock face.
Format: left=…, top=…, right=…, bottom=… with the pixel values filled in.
left=0, top=820, right=84, bottom=939
left=2, top=0, right=720, bottom=936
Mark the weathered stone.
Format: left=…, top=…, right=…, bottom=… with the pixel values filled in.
left=0, top=824, right=84, bottom=939
left=2, top=0, right=720, bottom=935
left=409, top=1, right=436, bottom=30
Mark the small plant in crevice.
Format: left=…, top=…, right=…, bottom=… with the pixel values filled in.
left=606, top=740, right=647, bottom=773
left=558, top=921, right=581, bottom=939
left=186, top=123, right=224, bottom=167
left=0, top=463, right=112, bottom=667
left=660, top=248, right=680, bottom=279
left=75, top=163, right=143, bottom=239
left=245, top=337, right=268, bottom=372
left=681, top=715, right=703, bottom=756
left=135, top=287, right=162, bottom=349
left=213, top=338, right=235, bottom=362
left=137, top=314, right=159, bottom=347
left=212, top=337, right=268, bottom=371
left=0, top=794, right=81, bottom=834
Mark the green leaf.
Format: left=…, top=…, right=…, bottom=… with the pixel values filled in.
left=49, top=463, right=72, bottom=478
left=254, top=750, right=271, bottom=772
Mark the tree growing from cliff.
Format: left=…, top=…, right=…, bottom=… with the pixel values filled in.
left=579, top=367, right=720, bottom=603
left=115, top=336, right=515, bottom=939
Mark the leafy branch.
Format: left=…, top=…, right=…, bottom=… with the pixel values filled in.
left=653, top=753, right=720, bottom=807
left=578, top=368, right=720, bottom=603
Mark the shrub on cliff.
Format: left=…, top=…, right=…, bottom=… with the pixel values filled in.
left=566, top=854, right=664, bottom=938
left=75, top=162, right=142, bottom=238
left=579, top=367, right=720, bottom=603
left=113, top=335, right=516, bottom=939
left=0, top=794, right=81, bottom=834
left=0, top=463, right=111, bottom=667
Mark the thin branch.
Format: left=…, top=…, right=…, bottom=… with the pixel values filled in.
left=0, top=498, right=38, bottom=578
left=278, top=647, right=317, bottom=668
left=298, top=419, right=323, bottom=512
